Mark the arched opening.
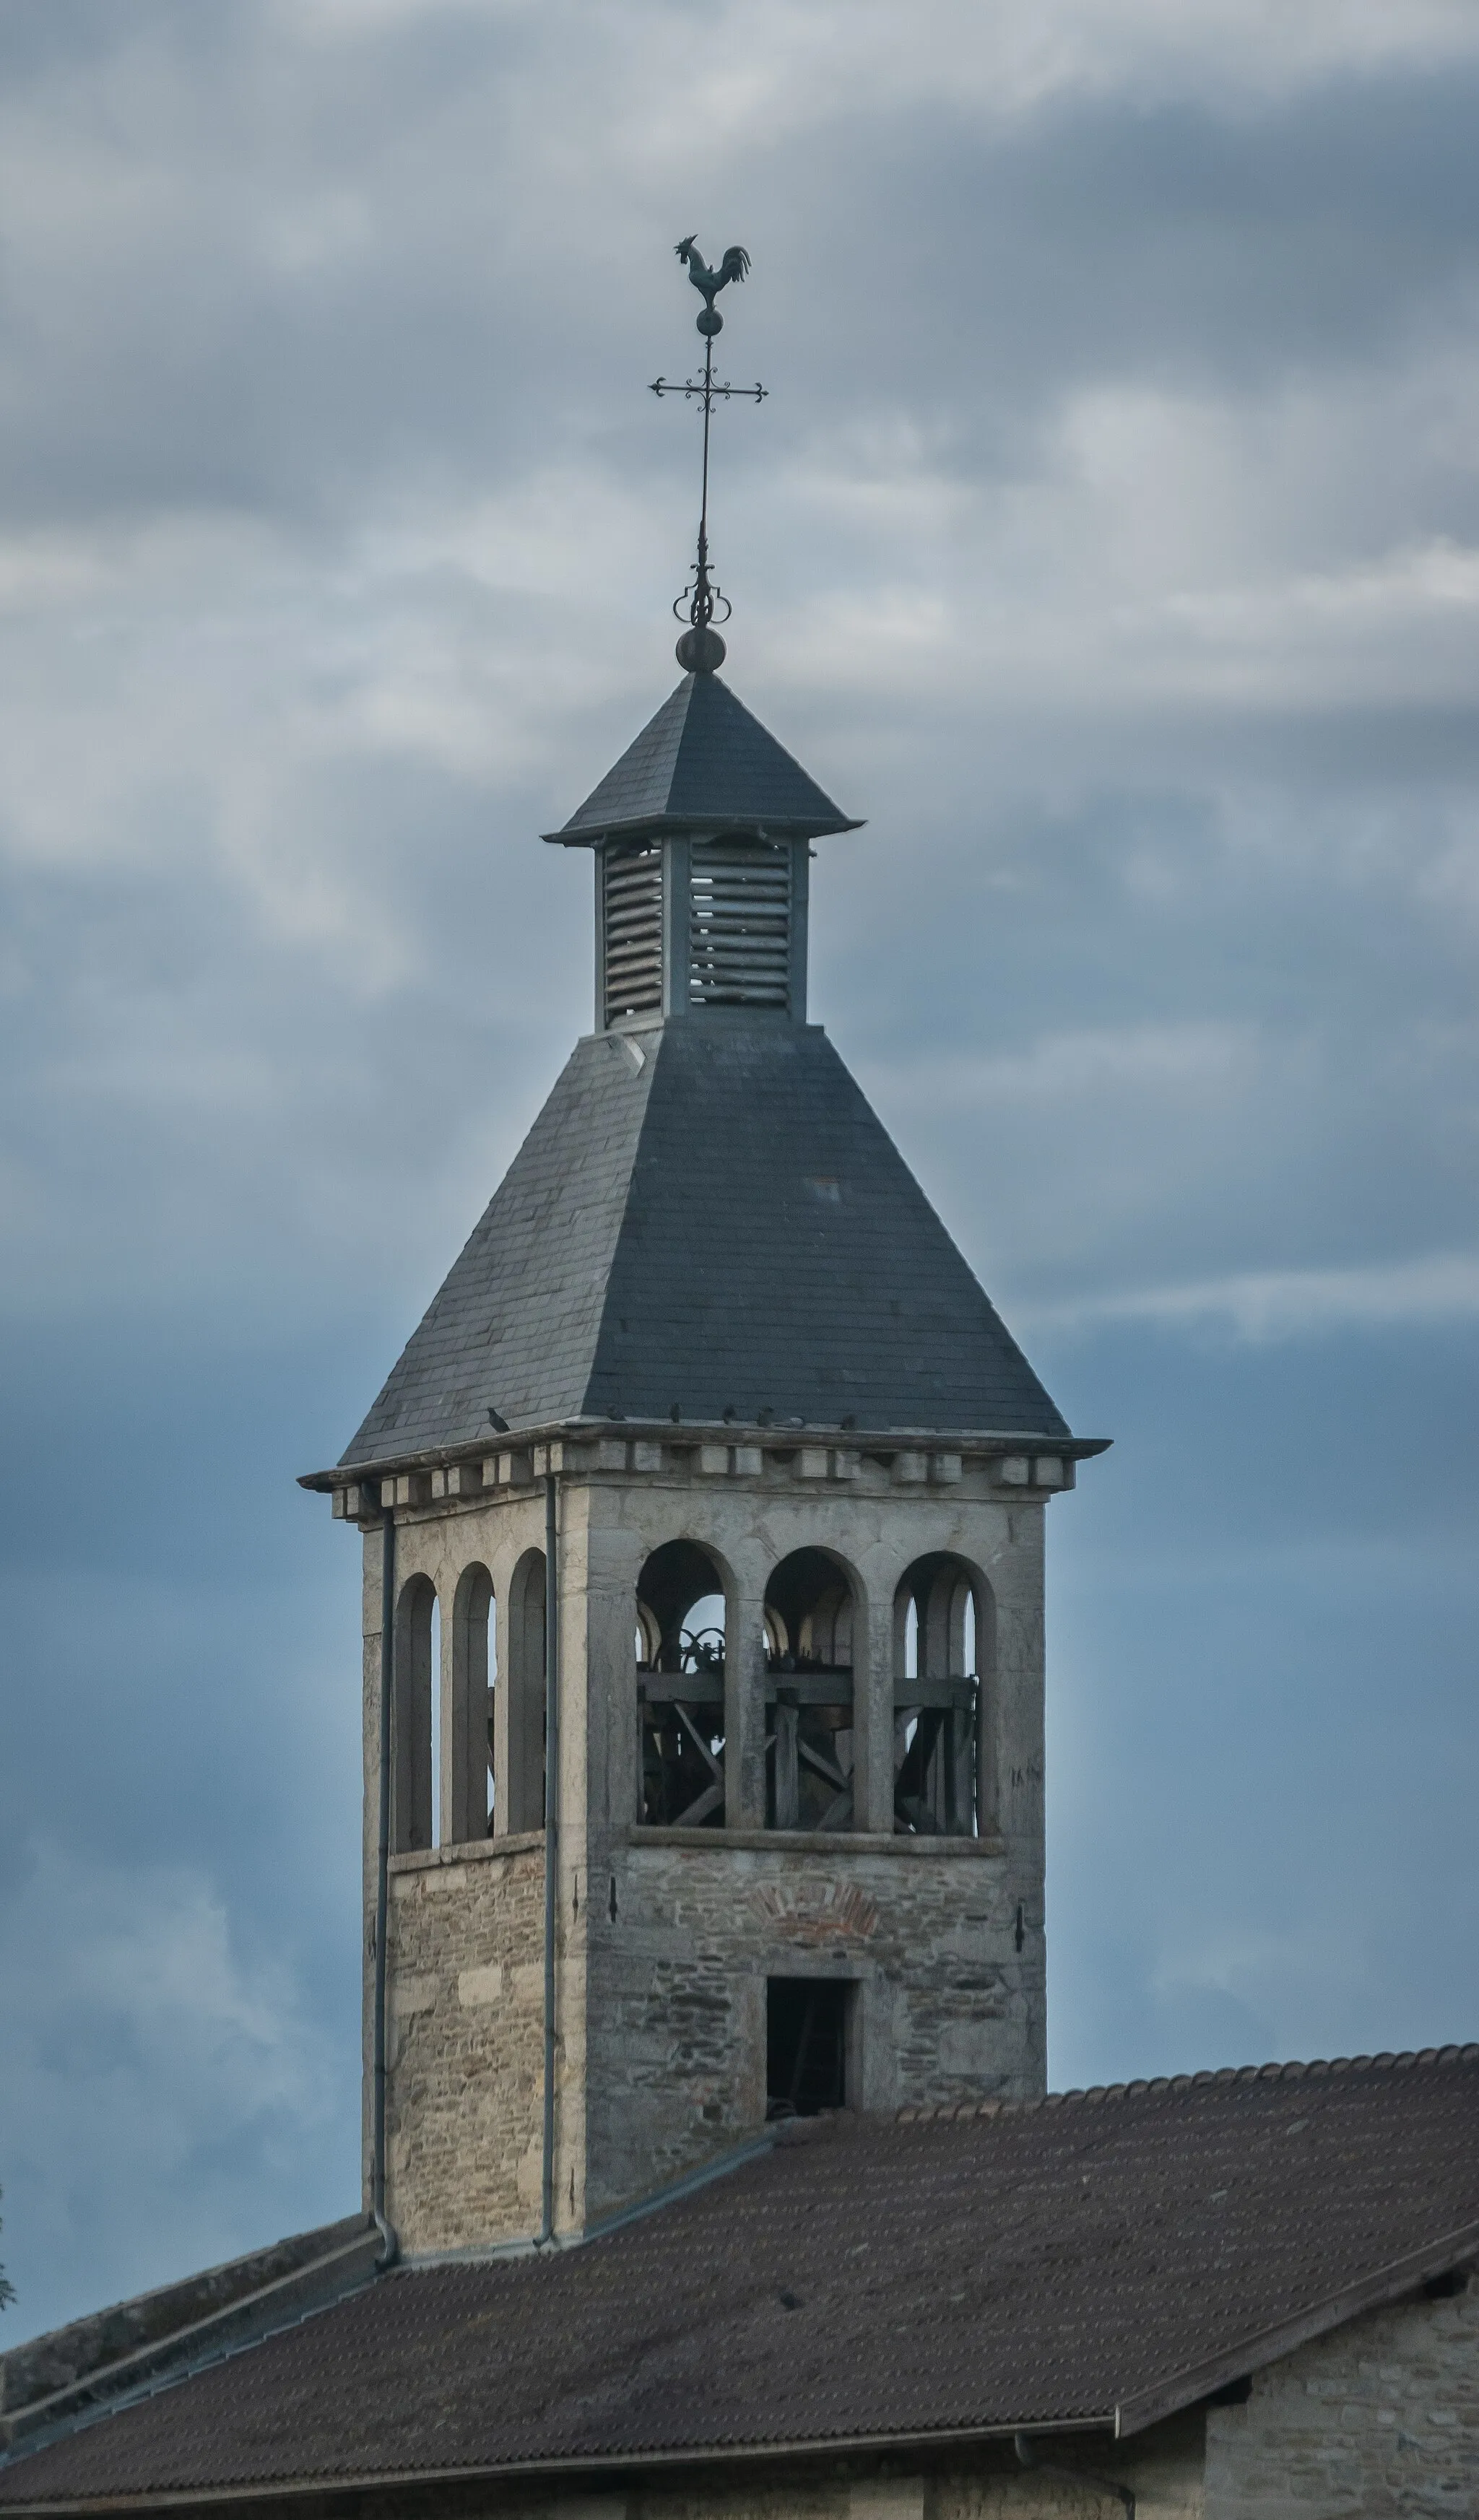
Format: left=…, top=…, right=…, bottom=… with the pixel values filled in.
left=764, top=1549, right=856, bottom=1832
left=636, top=1538, right=728, bottom=1828
left=451, top=1563, right=495, bottom=1842
left=892, top=1554, right=990, bottom=1837
left=502, top=1549, right=547, bottom=1834
left=392, top=1573, right=436, bottom=1854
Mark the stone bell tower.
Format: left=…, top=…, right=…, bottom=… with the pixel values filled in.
left=301, top=242, right=1103, bottom=2256
left=302, top=646, right=1103, bottom=2257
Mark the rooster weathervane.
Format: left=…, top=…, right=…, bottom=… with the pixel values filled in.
left=651, top=235, right=765, bottom=672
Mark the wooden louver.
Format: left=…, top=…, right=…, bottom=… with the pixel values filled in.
left=603, top=843, right=664, bottom=1025
left=689, top=839, right=791, bottom=1010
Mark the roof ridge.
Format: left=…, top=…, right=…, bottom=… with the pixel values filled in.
left=894, top=2041, right=1479, bottom=2124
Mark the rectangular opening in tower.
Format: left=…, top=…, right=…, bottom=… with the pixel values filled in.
left=603, top=843, right=664, bottom=1025
left=766, top=1976, right=848, bottom=2119
left=689, top=838, right=791, bottom=1009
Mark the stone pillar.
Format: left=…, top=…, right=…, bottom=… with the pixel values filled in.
left=724, top=1548, right=769, bottom=1830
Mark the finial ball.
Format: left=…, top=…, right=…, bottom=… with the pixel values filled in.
left=676, top=624, right=727, bottom=674
left=696, top=308, right=723, bottom=336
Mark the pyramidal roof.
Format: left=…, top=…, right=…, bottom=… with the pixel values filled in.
left=338, top=1022, right=1069, bottom=1466
left=546, top=671, right=862, bottom=846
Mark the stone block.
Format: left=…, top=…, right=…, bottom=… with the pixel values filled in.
left=390, top=1973, right=438, bottom=2016
left=733, top=1446, right=763, bottom=1477
left=630, top=1442, right=662, bottom=1473
left=930, top=1453, right=963, bottom=1484
left=799, top=1448, right=830, bottom=1478
left=892, top=1452, right=927, bottom=1484
left=1033, top=1456, right=1064, bottom=1488
left=595, top=1440, right=628, bottom=1472
left=457, top=1962, right=504, bottom=2007
left=939, top=2020, right=997, bottom=2077
left=832, top=1449, right=859, bottom=1479
left=698, top=1445, right=731, bottom=1475
left=851, top=2480, right=924, bottom=2520
left=999, top=1455, right=1031, bottom=1485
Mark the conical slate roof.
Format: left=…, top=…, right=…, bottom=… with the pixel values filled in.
left=546, top=672, right=862, bottom=845
left=339, top=1022, right=1068, bottom=1464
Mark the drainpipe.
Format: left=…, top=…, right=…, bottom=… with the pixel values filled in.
left=370, top=1506, right=399, bottom=2267
left=539, top=1467, right=560, bottom=2246
left=1014, top=2433, right=1133, bottom=2519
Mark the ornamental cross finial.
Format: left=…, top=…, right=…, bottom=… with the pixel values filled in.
left=651, top=235, right=766, bottom=672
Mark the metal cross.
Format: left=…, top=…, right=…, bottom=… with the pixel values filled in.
left=651, top=237, right=765, bottom=656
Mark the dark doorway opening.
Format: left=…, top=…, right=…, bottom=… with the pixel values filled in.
left=766, top=1977, right=848, bottom=2118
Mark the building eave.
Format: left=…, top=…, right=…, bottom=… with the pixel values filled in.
left=1114, top=2216, right=1479, bottom=2437
left=297, top=1422, right=1113, bottom=1494
left=542, top=814, right=866, bottom=847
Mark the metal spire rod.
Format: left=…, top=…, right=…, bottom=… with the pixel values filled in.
left=651, top=235, right=765, bottom=669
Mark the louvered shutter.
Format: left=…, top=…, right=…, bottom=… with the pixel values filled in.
left=602, top=844, right=664, bottom=1024
left=688, top=839, right=791, bottom=1010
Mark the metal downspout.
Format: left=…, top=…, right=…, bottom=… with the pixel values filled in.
left=539, top=1467, right=560, bottom=2246
left=371, top=1509, right=399, bottom=2267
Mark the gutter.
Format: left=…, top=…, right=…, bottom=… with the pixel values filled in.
left=539, top=1467, right=560, bottom=2247
left=370, top=1511, right=399, bottom=2269
left=0, top=2417, right=1121, bottom=2514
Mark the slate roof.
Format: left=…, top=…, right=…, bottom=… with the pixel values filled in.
left=547, top=673, right=862, bottom=843
left=337, top=1020, right=1069, bottom=1466
left=3, top=2049, right=1477, bottom=2508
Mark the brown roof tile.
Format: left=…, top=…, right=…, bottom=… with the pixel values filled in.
left=3, top=2047, right=1477, bottom=2509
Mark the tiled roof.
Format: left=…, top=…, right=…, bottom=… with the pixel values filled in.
left=548, top=674, right=862, bottom=843
left=337, top=1020, right=1068, bottom=1465
left=4, top=2048, right=1476, bottom=2506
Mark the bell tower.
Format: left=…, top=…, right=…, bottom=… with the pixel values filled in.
left=300, top=246, right=1105, bottom=2258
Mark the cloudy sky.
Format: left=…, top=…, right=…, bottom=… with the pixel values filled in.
left=2, top=0, right=1478, bottom=2343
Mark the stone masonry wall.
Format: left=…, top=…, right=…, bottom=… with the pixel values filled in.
left=573, top=1464, right=1049, bottom=2220
left=1205, top=2278, right=1479, bottom=2516
left=360, top=1439, right=1058, bottom=2249
left=384, top=1841, right=545, bottom=2254
left=581, top=1834, right=1044, bottom=2214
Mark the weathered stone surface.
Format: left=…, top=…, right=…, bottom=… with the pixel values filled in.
left=368, top=1445, right=1053, bottom=2249
left=1205, top=2279, right=1479, bottom=2516
left=383, top=1848, right=544, bottom=2253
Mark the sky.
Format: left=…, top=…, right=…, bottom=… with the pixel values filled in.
left=1, top=0, right=1478, bottom=2344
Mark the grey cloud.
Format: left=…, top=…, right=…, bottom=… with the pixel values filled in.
left=3, top=0, right=1479, bottom=2345
left=5, top=14, right=1479, bottom=540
